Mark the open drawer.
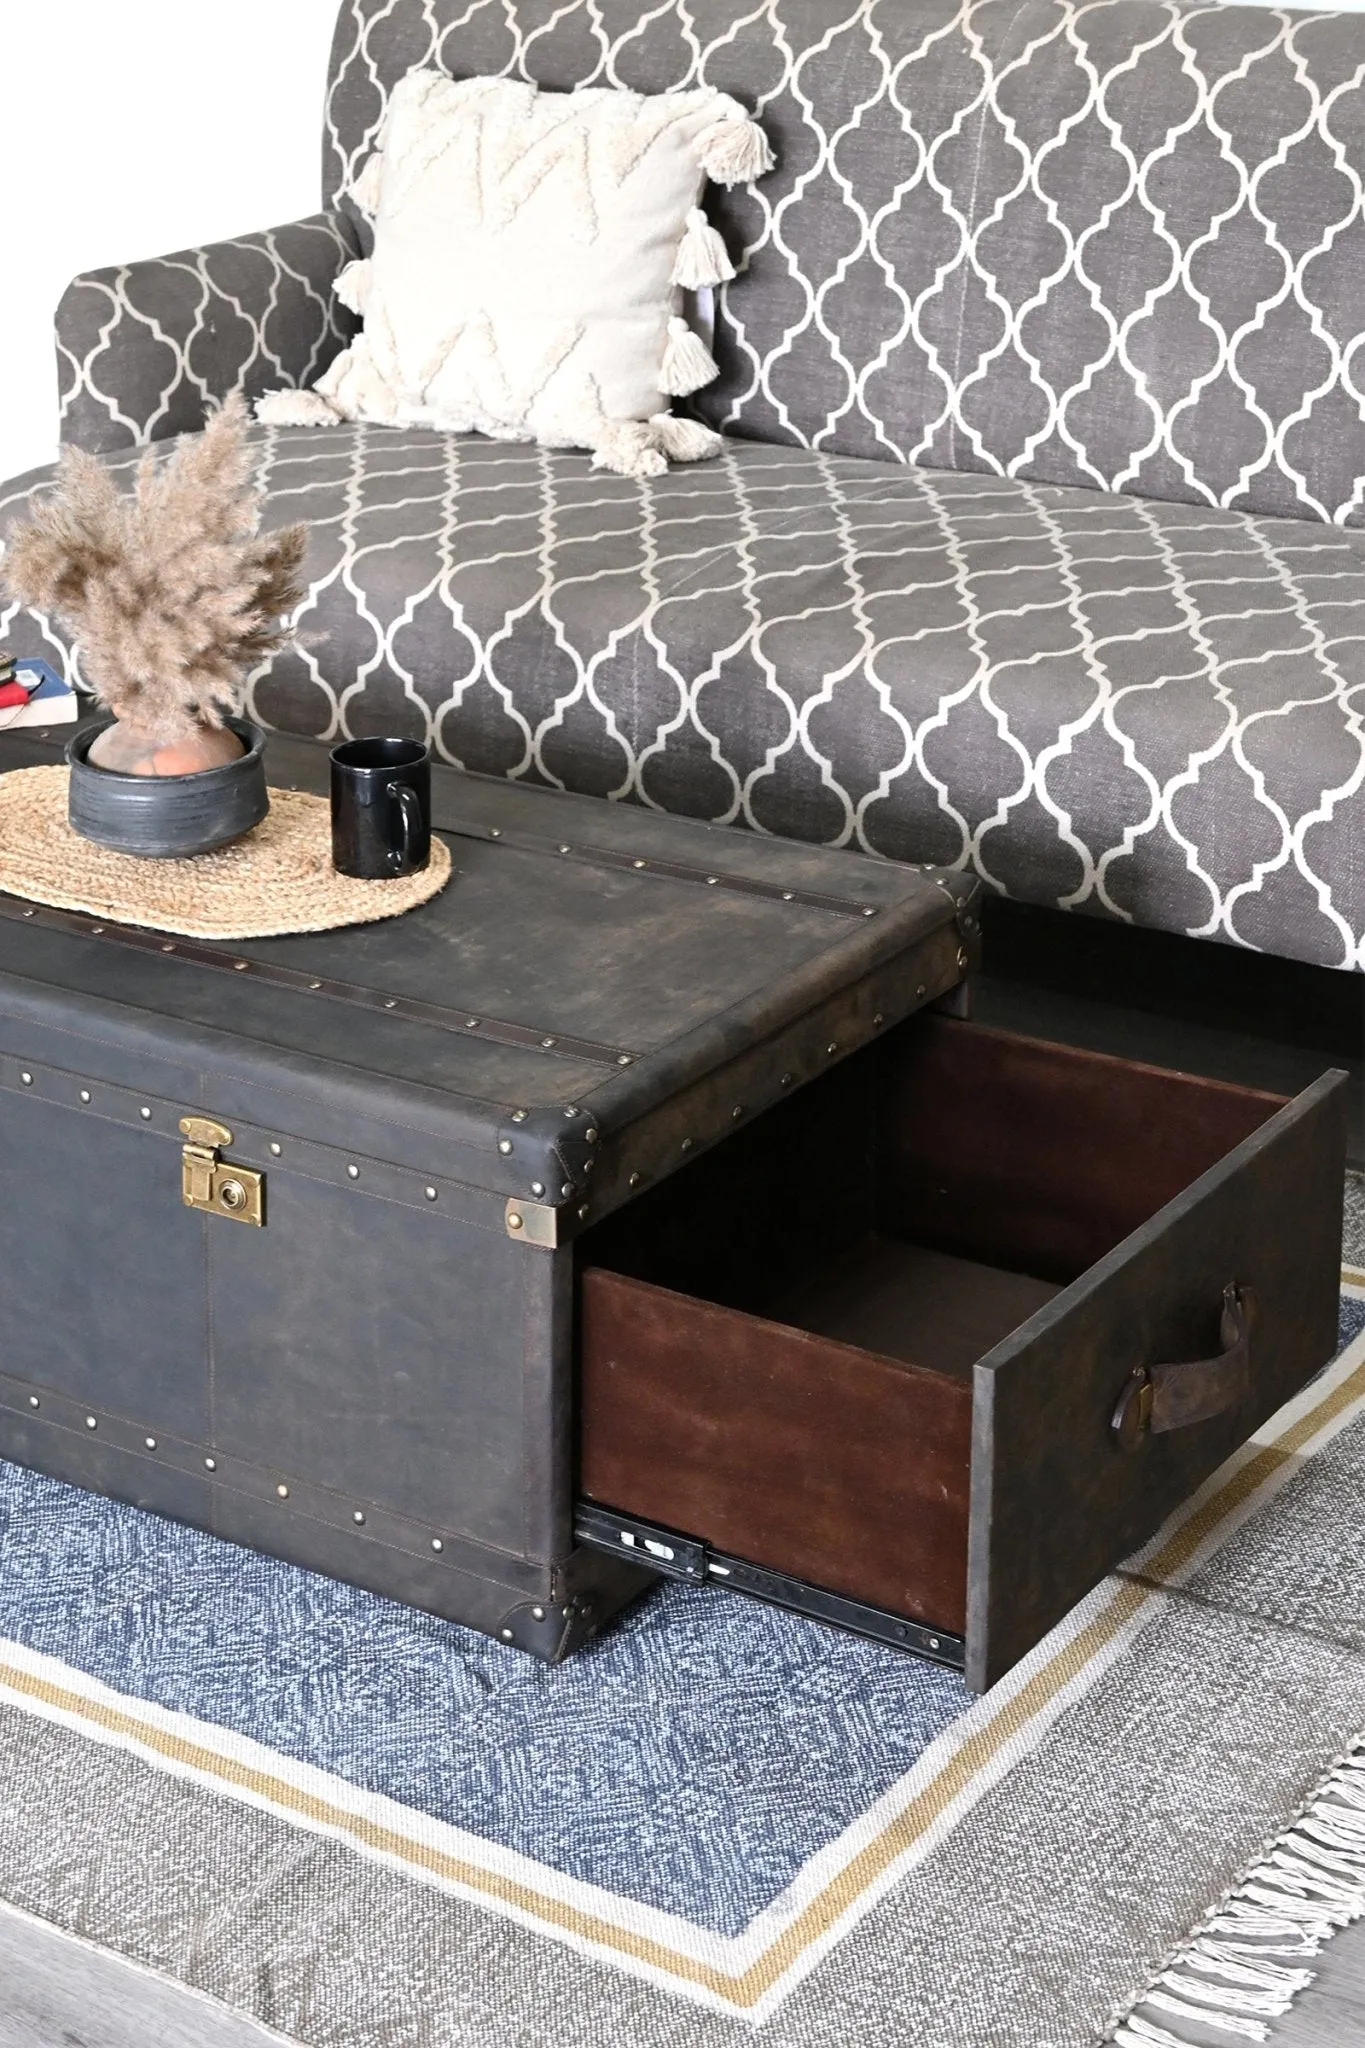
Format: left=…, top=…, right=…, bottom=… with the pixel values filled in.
left=577, top=1016, right=1348, bottom=1690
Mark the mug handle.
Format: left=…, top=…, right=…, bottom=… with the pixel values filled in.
left=388, top=782, right=421, bottom=871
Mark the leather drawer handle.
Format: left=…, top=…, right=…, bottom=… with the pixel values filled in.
left=1111, top=1283, right=1255, bottom=1452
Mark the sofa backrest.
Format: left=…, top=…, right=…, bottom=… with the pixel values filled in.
left=324, top=0, right=1365, bottom=525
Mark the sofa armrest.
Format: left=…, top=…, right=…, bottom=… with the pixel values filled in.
left=56, top=211, right=362, bottom=455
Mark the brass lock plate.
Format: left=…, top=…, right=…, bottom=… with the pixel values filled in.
left=180, top=1116, right=265, bottom=1226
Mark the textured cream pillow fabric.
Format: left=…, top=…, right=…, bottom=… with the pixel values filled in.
left=258, top=71, right=773, bottom=478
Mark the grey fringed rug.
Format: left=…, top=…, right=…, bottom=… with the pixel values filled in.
left=0, top=1186, right=1362, bottom=2048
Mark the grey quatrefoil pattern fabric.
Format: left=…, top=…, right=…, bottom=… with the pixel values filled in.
left=3, top=425, right=1362, bottom=969
left=14, top=0, right=1365, bottom=969
left=324, top=0, right=1365, bottom=526
left=56, top=213, right=359, bottom=458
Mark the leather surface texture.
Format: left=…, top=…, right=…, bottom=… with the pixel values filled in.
left=0, top=730, right=963, bottom=1639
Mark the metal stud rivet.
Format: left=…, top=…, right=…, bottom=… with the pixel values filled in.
left=782, top=891, right=795, bottom=902
left=431, top=1537, right=444, bottom=1552
left=564, top=1107, right=580, bottom=1119
left=732, top=1106, right=743, bottom=1119
left=507, top=1212, right=524, bottom=1231
left=498, top=1139, right=513, bottom=1155
left=530, top=1181, right=545, bottom=1197
left=628, top=1172, right=641, bottom=1187
left=501, top=1628, right=514, bottom=1641
left=780, top=1074, right=793, bottom=1087
left=85, top=1416, right=97, bottom=1430
left=680, top=1138, right=693, bottom=1152
left=90, top=925, right=103, bottom=935
left=276, top=1484, right=289, bottom=1498
left=706, top=876, right=718, bottom=886
left=383, top=998, right=397, bottom=1009
left=632, top=858, right=646, bottom=869
left=465, top=1018, right=480, bottom=1029
left=826, top=1043, right=838, bottom=1056
left=145, top=1436, right=156, bottom=1450
left=541, top=1037, right=556, bottom=1048
left=927, top=1635, right=941, bottom=1651
left=489, top=828, right=501, bottom=839
left=233, top=960, right=249, bottom=972
left=80, top=1089, right=91, bottom=1102
left=578, top=1204, right=590, bottom=1219
left=584, top=1128, right=598, bottom=1144
left=161, top=942, right=176, bottom=952
left=957, top=947, right=970, bottom=970
left=309, top=981, right=322, bottom=990
left=862, top=906, right=876, bottom=917
left=347, top=1163, right=360, bottom=1179
left=270, top=1142, right=282, bottom=1156
left=140, top=1105, right=152, bottom=1119
left=27, top=1395, right=38, bottom=1409
left=532, top=1605, right=545, bottom=1621
left=511, top=1109, right=528, bottom=1123
left=560, top=1183, right=573, bottom=1198
left=353, top=1510, right=365, bottom=1524
left=425, top=1186, right=438, bottom=1201
left=20, top=1072, right=32, bottom=1086
left=558, top=843, right=571, bottom=854
left=874, top=1012, right=885, bottom=1026
left=21, top=908, right=34, bottom=918
left=204, top=1457, right=216, bottom=1470
left=617, top=1055, right=632, bottom=1066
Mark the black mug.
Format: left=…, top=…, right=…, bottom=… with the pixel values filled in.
left=330, top=737, right=432, bottom=879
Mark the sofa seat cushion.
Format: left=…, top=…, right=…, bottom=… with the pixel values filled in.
left=3, top=428, right=1362, bottom=970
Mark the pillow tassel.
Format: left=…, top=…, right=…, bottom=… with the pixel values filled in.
left=593, top=422, right=670, bottom=480
left=671, top=208, right=736, bottom=290
left=697, top=115, right=774, bottom=187
left=334, top=259, right=372, bottom=316
left=660, top=316, right=719, bottom=397
left=650, top=413, right=722, bottom=463
left=594, top=414, right=724, bottom=477
left=255, top=390, right=344, bottom=427
left=348, top=151, right=384, bottom=220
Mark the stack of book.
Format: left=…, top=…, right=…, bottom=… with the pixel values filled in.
left=0, top=652, right=81, bottom=729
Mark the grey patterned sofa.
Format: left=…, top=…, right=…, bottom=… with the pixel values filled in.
left=4, top=0, right=1365, bottom=972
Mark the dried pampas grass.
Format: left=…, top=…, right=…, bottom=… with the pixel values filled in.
left=1, top=393, right=308, bottom=745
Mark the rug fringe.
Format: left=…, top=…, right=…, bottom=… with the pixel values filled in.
left=1108, top=1738, right=1365, bottom=2045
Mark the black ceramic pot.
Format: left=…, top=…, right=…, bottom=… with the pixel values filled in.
left=66, top=717, right=270, bottom=858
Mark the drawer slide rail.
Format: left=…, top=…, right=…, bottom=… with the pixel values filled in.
left=574, top=1502, right=966, bottom=1671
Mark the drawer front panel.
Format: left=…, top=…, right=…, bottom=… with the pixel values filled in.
left=968, top=1068, right=1348, bottom=1691
left=580, top=1268, right=973, bottom=1631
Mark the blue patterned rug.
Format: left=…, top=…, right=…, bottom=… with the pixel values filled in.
left=0, top=1454, right=968, bottom=1940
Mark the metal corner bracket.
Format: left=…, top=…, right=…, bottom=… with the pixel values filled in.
left=505, top=1198, right=558, bottom=1247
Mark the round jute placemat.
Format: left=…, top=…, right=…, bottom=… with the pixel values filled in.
left=0, top=766, right=451, bottom=940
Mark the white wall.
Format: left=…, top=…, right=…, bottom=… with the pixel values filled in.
left=3, top=0, right=1363, bottom=488
left=0, top=0, right=339, bottom=486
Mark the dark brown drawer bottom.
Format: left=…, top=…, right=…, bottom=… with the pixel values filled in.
left=578, top=1016, right=1348, bottom=1689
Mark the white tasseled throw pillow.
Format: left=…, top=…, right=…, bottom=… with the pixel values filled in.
left=257, top=70, right=773, bottom=478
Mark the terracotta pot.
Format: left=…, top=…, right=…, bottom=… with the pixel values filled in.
left=66, top=716, right=269, bottom=857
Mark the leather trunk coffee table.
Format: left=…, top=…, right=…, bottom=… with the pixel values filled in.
left=0, top=727, right=1347, bottom=1689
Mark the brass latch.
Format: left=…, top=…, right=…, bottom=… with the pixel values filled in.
left=180, top=1116, right=265, bottom=1226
